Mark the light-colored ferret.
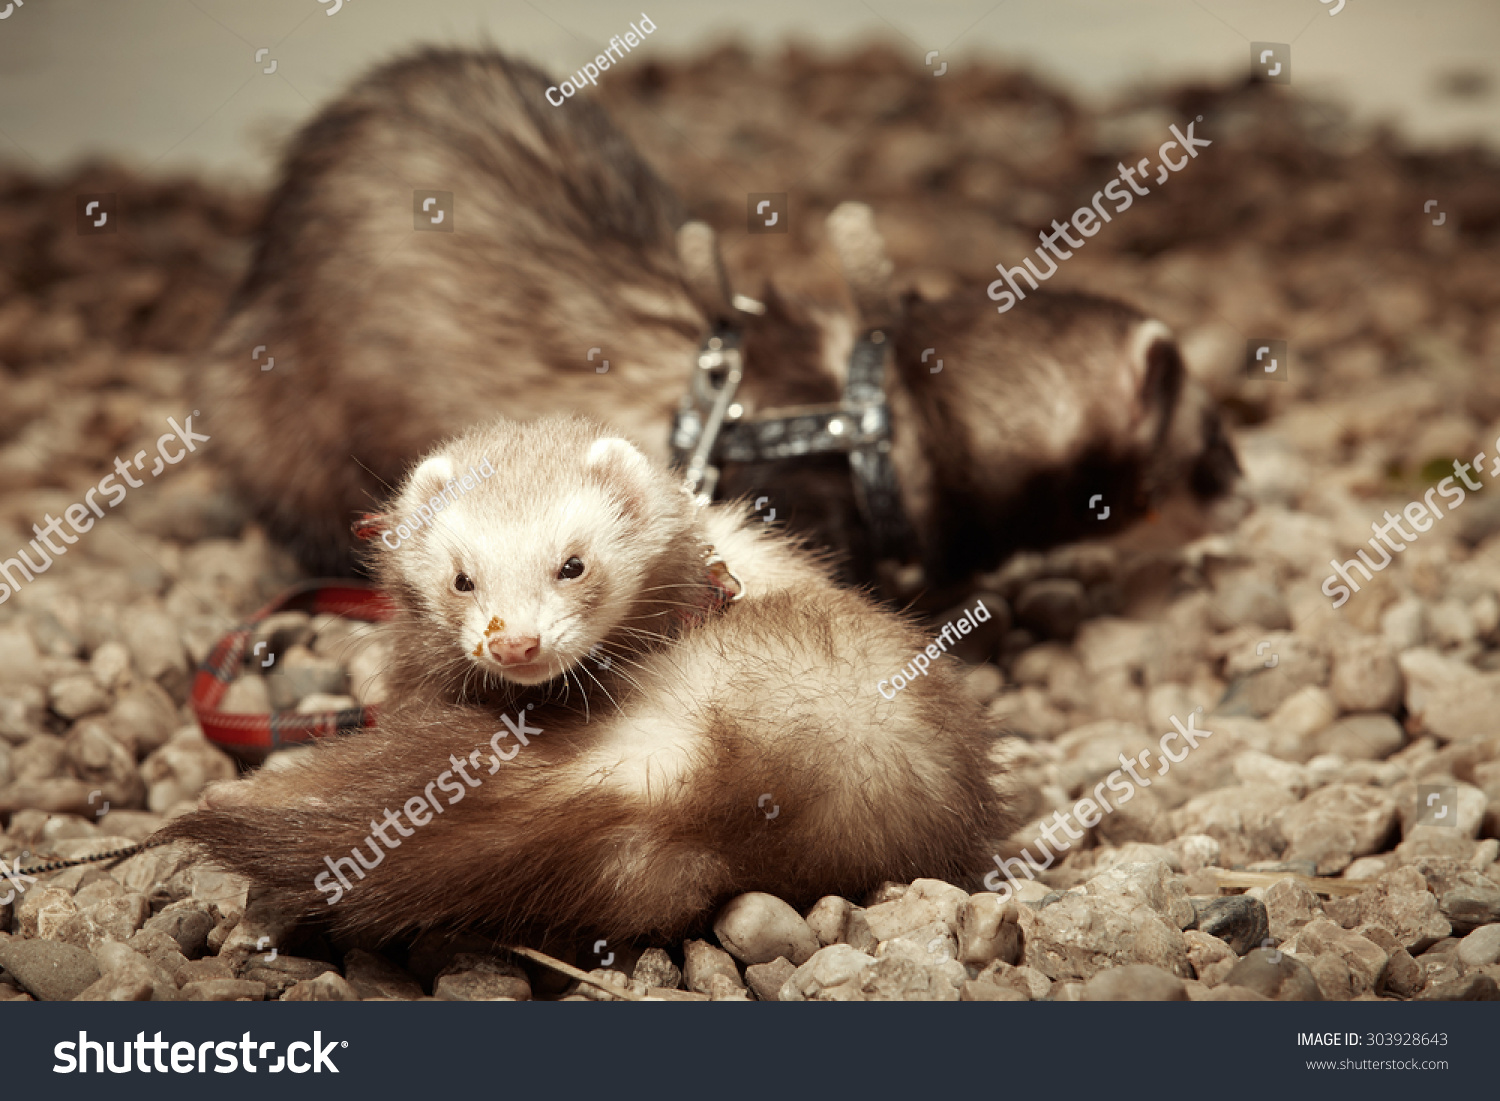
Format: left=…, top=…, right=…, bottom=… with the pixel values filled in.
left=159, top=417, right=1015, bottom=943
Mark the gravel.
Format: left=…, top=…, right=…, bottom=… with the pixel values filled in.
left=2, top=47, right=1499, bottom=1005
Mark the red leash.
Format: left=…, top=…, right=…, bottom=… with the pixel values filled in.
left=189, top=580, right=394, bottom=759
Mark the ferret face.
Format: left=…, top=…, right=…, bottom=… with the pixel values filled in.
left=380, top=423, right=686, bottom=688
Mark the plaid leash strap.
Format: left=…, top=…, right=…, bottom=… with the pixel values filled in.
left=190, top=580, right=394, bottom=759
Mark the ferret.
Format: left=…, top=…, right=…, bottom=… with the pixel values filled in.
left=200, top=46, right=1240, bottom=588
left=158, top=417, right=1016, bottom=943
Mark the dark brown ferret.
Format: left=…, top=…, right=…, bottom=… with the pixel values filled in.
left=200, top=47, right=1240, bottom=585
left=157, top=417, right=1016, bottom=943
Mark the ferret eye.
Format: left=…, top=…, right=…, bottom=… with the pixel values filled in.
left=557, top=556, right=585, bottom=580
left=454, top=572, right=475, bottom=592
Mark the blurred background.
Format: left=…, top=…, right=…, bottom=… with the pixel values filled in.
left=1, top=0, right=1497, bottom=185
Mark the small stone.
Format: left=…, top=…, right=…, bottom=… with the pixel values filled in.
left=705, top=974, right=750, bottom=1001
left=49, top=675, right=111, bottom=720
left=174, top=958, right=234, bottom=986
left=857, top=954, right=963, bottom=1001
left=1277, top=783, right=1399, bottom=874
left=713, top=892, right=820, bottom=966
left=0, top=938, right=101, bottom=1001
left=433, top=954, right=530, bottom=1001
left=1353, top=866, right=1451, bottom=952
left=962, top=979, right=1027, bottom=1001
left=1015, top=579, right=1087, bottom=640
left=1018, top=892, right=1191, bottom=981
left=140, top=727, right=237, bottom=812
left=181, top=979, right=267, bottom=1001
left=862, top=878, right=969, bottom=941
left=1380, top=949, right=1422, bottom=999
left=1313, top=713, right=1406, bottom=761
left=218, top=677, right=271, bottom=714
left=342, top=949, right=423, bottom=1000
left=282, top=972, right=360, bottom=1001
left=1193, top=895, right=1270, bottom=955
left=1457, top=924, right=1500, bottom=969
left=1082, top=963, right=1189, bottom=1001
left=1184, top=930, right=1237, bottom=986
left=89, top=642, right=134, bottom=693
left=1440, top=882, right=1500, bottom=933
left=974, top=960, right=1052, bottom=1000
left=682, top=938, right=744, bottom=995
left=804, top=896, right=855, bottom=946
left=745, top=957, right=797, bottom=1001
left=20, top=885, right=80, bottom=941
left=106, top=683, right=180, bottom=756
left=1330, top=637, right=1403, bottom=714
left=295, top=693, right=358, bottom=713
left=1416, top=974, right=1500, bottom=1001
left=122, top=610, right=189, bottom=689
left=778, top=944, right=874, bottom=1002
left=1284, top=919, right=1389, bottom=997
left=631, top=947, right=681, bottom=991
left=957, top=891, right=1021, bottom=967
left=1223, top=947, right=1324, bottom=1001
left=267, top=647, right=347, bottom=710
left=83, top=942, right=180, bottom=1001
left=241, top=956, right=339, bottom=999
left=143, top=905, right=214, bottom=959
left=1263, top=877, right=1324, bottom=941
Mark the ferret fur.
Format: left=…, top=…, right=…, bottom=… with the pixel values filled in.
left=158, top=417, right=1014, bottom=943
left=199, top=46, right=1240, bottom=587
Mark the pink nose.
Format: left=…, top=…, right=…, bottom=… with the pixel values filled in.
left=488, top=635, right=541, bottom=666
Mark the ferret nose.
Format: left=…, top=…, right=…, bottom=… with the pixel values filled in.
left=488, top=634, right=541, bottom=665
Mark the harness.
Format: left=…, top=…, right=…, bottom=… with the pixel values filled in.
left=670, top=308, right=917, bottom=563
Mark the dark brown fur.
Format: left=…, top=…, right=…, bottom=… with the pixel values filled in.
left=200, top=47, right=1239, bottom=587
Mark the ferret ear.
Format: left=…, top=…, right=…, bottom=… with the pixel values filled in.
left=352, top=512, right=388, bottom=540
left=587, top=437, right=652, bottom=519
left=410, top=454, right=455, bottom=494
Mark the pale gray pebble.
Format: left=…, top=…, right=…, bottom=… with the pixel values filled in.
left=1415, top=974, right=1499, bottom=1001
left=143, top=904, right=215, bottom=958
left=744, top=956, right=796, bottom=1001
left=778, top=944, right=874, bottom=1002
left=282, top=972, right=361, bottom=1001
left=1082, top=963, right=1189, bottom=1001
left=181, top=978, right=268, bottom=1001
left=49, top=674, right=111, bottom=720
left=342, top=948, right=424, bottom=1000
left=1223, top=946, right=1324, bottom=1001
left=961, top=979, right=1027, bottom=1001
left=713, top=891, right=819, bottom=966
left=631, top=946, right=681, bottom=991
left=862, top=878, right=968, bottom=942
left=0, top=938, right=100, bottom=1001
left=682, top=938, right=745, bottom=995
left=1457, top=923, right=1500, bottom=969
left=433, top=954, right=531, bottom=1001
left=242, top=955, right=339, bottom=999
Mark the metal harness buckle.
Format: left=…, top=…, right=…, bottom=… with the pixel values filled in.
left=671, top=322, right=916, bottom=562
